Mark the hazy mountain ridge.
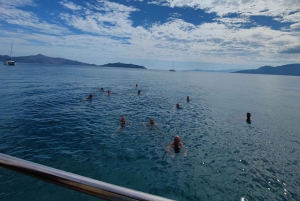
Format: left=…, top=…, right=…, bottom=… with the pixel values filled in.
left=0, top=54, right=97, bottom=66
left=0, top=54, right=146, bottom=68
left=233, top=64, right=300, bottom=76
left=188, top=69, right=240, bottom=72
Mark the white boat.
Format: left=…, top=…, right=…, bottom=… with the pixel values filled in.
left=169, top=62, right=175, bottom=72
left=4, top=41, right=16, bottom=66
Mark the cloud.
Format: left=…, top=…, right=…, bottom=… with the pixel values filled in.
left=0, top=0, right=69, bottom=35
left=59, top=1, right=82, bottom=10
left=92, top=0, right=139, bottom=12
left=0, top=0, right=36, bottom=8
left=279, top=46, right=300, bottom=54
left=59, top=0, right=140, bottom=38
left=149, top=0, right=300, bottom=17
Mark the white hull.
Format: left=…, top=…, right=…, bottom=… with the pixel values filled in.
left=4, top=60, right=16, bottom=66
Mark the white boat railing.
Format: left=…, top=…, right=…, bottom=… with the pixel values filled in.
left=0, top=153, right=174, bottom=201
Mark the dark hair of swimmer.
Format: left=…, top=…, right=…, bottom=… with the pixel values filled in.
left=88, top=94, right=93, bottom=99
left=176, top=103, right=180, bottom=108
left=150, top=118, right=155, bottom=125
left=100, top=88, right=104, bottom=91
left=138, top=90, right=141, bottom=95
left=107, top=90, right=111, bottom=94
left=187, top=96, right=190, bottom=101
left=136, top=84, right=138, bottom=87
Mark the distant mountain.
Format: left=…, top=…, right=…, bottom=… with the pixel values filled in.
left=0, top=55, right=147, bottom=69
left=188, top=69, right=240, bottom=73
left=0, top=54, right=97, bottom=66
left=101, top=62, right=146, bottom=69
left=233, top=64, right=300, bottom=76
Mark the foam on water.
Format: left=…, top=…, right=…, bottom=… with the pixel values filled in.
left=0, top=64, right=300, bottom=200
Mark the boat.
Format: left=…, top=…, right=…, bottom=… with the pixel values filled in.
left=4, top=41, right=16, bottom=66
left=169, top=62, right=175, bottom=72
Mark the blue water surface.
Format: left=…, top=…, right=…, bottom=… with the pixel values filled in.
left=0, top=63, right=300, bottom=201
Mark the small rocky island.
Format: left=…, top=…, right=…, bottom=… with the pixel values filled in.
left=101, top=62, right=146, bottom=69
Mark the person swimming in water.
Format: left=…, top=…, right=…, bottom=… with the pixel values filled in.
left=142, top=118, right=155, bottom=127
left=111, top=116, right=128, bottom=137
left=246, top=113, right=251, bottom=124
left=138, top=90, right=141, bottom=95
left=186, top=96, right=190, bottom=102
left=136, top=84, right=138, bottom=87
left=166, top=135, right=188, bottom=158
left=120, top=116, right=127, bottom=127
left=88, top=93, right=93, bottom=99
left=175, top=103, right=182, bottom=109
left=107, top=90, right=111, bottom=95
left=100, top=88, right=104, bottom=91
left=142, top=118, right=163, bottom=134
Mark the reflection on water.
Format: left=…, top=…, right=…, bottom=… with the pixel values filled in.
left=0, top=64, right=300, bottom=201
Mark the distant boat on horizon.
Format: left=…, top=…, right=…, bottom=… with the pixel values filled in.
left=169, top=62, right=175, bottom=72
left=4, top=40, right=16, bottom=66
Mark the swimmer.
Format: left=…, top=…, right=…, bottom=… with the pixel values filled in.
left=246, top=113, right=251, bottom=124
left=175, top=103, right=182, bottom=109
left=88, top=93, right=93, bottom=99
left=100, top=88, right=104, bottom=91
left=149, top=118, right=155, bottom=126
left=142, top=118, right=163, bottom=134
left=136, top=84, right=138, bottom=87
left=107, top=90, right=111, bottom=95
left=120, top=116, right=127, bottom=127
left=186, top=96, right=190, bottom=102
left=112, top=116, right=128, bottom=137
left=138, top=90, right=141, bottom=95
left=166, top=135, right=188, bottom=158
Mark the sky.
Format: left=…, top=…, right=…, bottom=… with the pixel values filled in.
left=0, top=0, right=299, bottom=70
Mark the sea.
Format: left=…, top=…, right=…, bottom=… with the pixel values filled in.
left=0, top=63, right=299, bottom=201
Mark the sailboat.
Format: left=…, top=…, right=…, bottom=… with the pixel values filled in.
left=4, top=40, right=16, bottom=66
left=169, top=62, right=175, bottom=72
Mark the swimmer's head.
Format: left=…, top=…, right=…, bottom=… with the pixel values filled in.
left=187, top=96, right=190, bottom=100
left=176, top=103, right=180, bottom=108
left=100, top=88, right=104, bottom=91
left=107, top=90, right=111, bottom=94
left=150, top=118, right=155, bottom=124
left=138, top=90, right=141, bottom=94
left=174, top=135, right=180, bottom=142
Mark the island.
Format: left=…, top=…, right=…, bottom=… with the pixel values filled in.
left=101, top=62, right=146, bottom=69
left=1, top=54, right=146, bottom=69
left=233, top=64, right=300, bottom=76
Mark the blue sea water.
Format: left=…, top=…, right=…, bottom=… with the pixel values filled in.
left=0, top=63, right=300, bottom=201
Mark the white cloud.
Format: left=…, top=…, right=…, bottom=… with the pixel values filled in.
left=150, top=0, right=299, bottom=16
left=59, top=1, right=82, bottom=11
left=59, top=0, right=140, bottom=37
left=0, top=0, right=70, bottom=35
left=0, top=0, right=35, bottom=8
left=92, top=0, right=139, bottom=12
